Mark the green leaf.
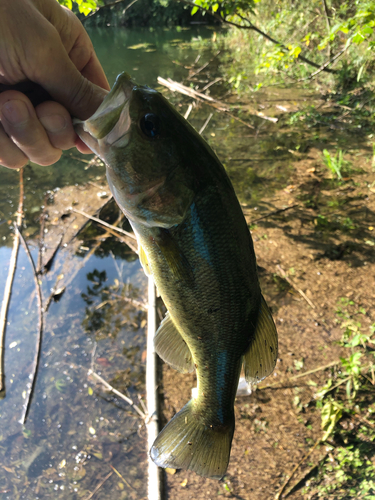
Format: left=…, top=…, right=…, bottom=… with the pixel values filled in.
left=352, top=32, right=366, bottom=44
left=191, top=6, right=199, bottom=15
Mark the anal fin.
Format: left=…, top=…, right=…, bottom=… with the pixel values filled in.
left=155, top=312, right=194, bottom=373
left=244, top=294, right=278, bottom=385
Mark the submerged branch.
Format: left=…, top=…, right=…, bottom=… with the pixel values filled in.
left=16, top=226, right=44, bottom=425
left=71, top=207, right=136, bottom=240
left=158, top=76, right=266, bottom=128
left=84, top=471, right=113, bottom=500
left=0, top=168, right=24, bottom=392
left=199, top=113, right=213, bottom=135
left=88, top=369, right=146, bottom=419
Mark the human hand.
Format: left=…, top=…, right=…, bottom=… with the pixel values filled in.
left=0, top=0, right=110, bottom=169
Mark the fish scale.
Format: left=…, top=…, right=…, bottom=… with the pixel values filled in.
left=133, top=173, right=259, bottom=425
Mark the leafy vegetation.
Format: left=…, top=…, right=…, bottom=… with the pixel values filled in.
left=322, top=149, right=347, bottom=180
left=190, top=0, right=375, bottom=82
left=58, top=0, right=198, bottom=27
left=58, top=0, right=99, bottom=16
left=304, top=299, right=375, bottom=498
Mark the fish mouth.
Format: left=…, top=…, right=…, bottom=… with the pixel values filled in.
left=74, top=72, right=135, bottom=156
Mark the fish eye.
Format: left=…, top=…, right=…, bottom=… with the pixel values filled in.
left=140, top=113, right=161, bottom=139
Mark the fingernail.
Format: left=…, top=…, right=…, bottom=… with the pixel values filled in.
left=39, top=114, right=67, bottom=133
left=1, top=100, right=30, bottom=125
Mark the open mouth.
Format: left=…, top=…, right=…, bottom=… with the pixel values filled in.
left=73, top=73, right=136, bottom=157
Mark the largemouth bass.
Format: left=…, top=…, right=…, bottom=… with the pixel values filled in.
left=75, top=73, right=278, bottom=479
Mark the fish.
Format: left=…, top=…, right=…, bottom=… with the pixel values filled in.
left=74, top=73, right=278, bottom=479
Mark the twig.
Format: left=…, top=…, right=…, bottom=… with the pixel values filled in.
left=16, top=226, right=44, bottom=425
left=0, top=168, right=24, bottom=392
left=102, top=291, right=147, bottom=311
left=276, top=265, right=316, bottom=309
left=249, top=204, right=299, bottom=224
left=158, top=76, right=259, bottom=129
left=88, top=180, right=107, bottom=190
left=184, top=103, right=193, bottom=120
left=275, top=438, right=322, bottom=499
left=110, top=250, right=124, bottom=284
left=322, top=0, right=331, bottom=43
left=44, top=213, right=134, bottom=312
left=297, top=46, right=347, bottom=82
left=110, top=465, right=137, bottom=491
left=201, top=77, right=222, bottom=92
left=261, top=360, right=339, bottom=389
left=158, top=76, right=221, bottom=104
left=88, top=369, right=146, bottom=419
left=283, top=452, right=329, bottom=498
left=41, top=233, right=64, bottom=274
left=291, top=360, right=339, bottom=380
left=84, top=471, right=113, bottom=500
left=188, top=50, right=220, bottom=79
left=229, top=157, right=290, bottom=162
left=199, top=113, right=213, bottom=135
left=138, top=394, right=148, bottom=415
left=37, top=193, right=49, bottom=274
left=71, top=208, right=136, bottom=240
left=93, top=224, right=138, bottom=255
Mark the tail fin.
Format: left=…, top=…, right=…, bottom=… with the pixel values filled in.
left=150, top=400, right=234, bottom=479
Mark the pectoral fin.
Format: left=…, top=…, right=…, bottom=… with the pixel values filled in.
left=155, top=312, right=194, bottom=373
left=139, top=245, right=151, bottom=276
left=244, top=295, right=278, bottom=385
left=156, top=229, right=194, bottom=283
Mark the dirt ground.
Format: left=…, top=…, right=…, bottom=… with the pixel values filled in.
left=159, top=147, right=375, bottom=500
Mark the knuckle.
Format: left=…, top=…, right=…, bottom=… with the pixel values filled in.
left=69, top=78, right=95, bottom=120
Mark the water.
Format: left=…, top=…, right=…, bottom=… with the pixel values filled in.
left=0, top=26, right=315, bottom=499
left=0, top=26, right=216, bottom=500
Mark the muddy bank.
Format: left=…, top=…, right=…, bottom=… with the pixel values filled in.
left=161, top=147, right=375, bottom=499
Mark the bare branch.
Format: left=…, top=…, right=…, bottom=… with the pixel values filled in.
left=297, top=46, right=348, bottom=82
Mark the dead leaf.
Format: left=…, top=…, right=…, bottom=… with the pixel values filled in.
left=166, top=468, right=177, bottom=475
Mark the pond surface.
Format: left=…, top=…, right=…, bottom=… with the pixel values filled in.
left=0, top=25, right=318, bottom=499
